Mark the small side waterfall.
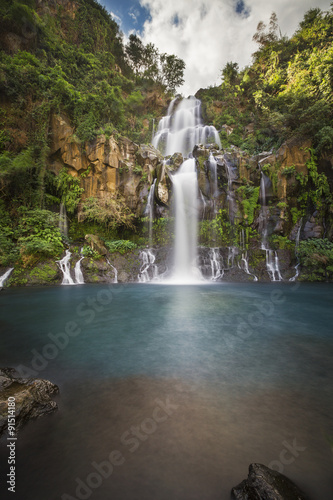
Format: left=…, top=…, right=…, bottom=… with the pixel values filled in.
left=224, top=155, right=237, bottom=224
left=289, top=220, right=302, bottom=282
left=59, top=202, right=68, bottom=238
left=172, top=158, right=201, bottom=282
left=209, top=248, right=224, bottom=281
left=227, top=246, right=237, bottom=268
left=56, top=250, right=75, bottom=285
left=259, top=172, right=282, bottom=281
left=238, top=230, right=258, bottom=281
left=107, top=259, right=118, bottom=283
left=152, top=96, right=221, bottom=157
left=138, top=249, right=159, bottom=282
left=265, top=250, right=283, bottom=282
left=0, top=268, right=14, bottom=288
left=74, top=249, right=84, bottom=284
left=145, top=179, right=156, bottom=247
left=209, top=153, right=218, bottom=198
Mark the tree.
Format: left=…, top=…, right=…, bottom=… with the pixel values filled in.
left=125, top=34, right=144, bottom=75
left=142, top=42, right=159, bottom=81
left=221, top=62, right=239, bottom=85
left=253, top=12, right=279, bottom=48
left=160, top=54, right=185, bottom=92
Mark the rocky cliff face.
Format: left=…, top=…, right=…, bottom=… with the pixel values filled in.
left=49, top=114, right=164, bottom=217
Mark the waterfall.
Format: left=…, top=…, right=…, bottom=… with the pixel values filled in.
left=138, top=249, right=159, bottom=282
left=56, top=250, right=75, bottom=285
left=238, top=229, right=258, bottom=281
left=224, top=155, right=237, bottom=224
left=152, top=97, right=220, bottom=283
left=0, top=268, right=14, bottom=289
left=74, top=249, right=84, bottom=284
left=265, top=250, right=283, bottom=282
left=59, top=202, right=68, bottom=238
left=209, top=248, right=224, bottom=281
left=200, top=190, right=207, bottom=219
left=209, top=153, right=218, bottom=198
left=289, top=220, right=302, bottom=282
left=172, top=158, right=201, bottom=282
left=227, top=246, right=237, bottom=268
left=145, top=179, right=156, bottom=247
left=152, top=96, right=221, bottom=157
left=259, top=172, right=282, bottom=281
left=107, top=259, right=118, bottom=283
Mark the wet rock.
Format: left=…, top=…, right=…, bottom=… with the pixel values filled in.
left=303, top=213, right=323, bottom=239
left=0, top=368, right=59, bottom=437
left=231, top=463, right=310, bottom=500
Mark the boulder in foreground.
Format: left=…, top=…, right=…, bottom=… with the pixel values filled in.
left=0, top=368, right=59, bottom=437
left=231, top=463, right=310, bottom=500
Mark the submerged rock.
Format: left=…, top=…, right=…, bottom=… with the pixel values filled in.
left=231, top=463, right=310, bottom=500
left=0, top=368, right=59, bottom=437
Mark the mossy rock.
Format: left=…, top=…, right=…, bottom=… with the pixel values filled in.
left=7, top=261, right=60, bottom=287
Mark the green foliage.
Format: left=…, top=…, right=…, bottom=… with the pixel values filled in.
left=81, top=244, right=101, bottom=259
left=315, top=126, right=333, bottom=154
left=81, top=195, right=135, bottom=229
left=299, top=238, right=333, bottom=280
left=104, top=239, right=138, bottom=254
left=55, top=169, right=84, bottom=213
left=0, top=200, right=18, bottom=265
left=125, top=35, right=185, bottom=92
left=236, top=185, right=260, bottom=225
left=17, top=208, right=64, bottom=259
left=269, top=235, right=294, bottom=250
left=281, top=165, right=296, bottom=176
left=152, top=217, right=174, bottom=246
left=221, top=62, right=239, bottom=85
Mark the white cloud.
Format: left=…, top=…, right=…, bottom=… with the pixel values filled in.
left=110, top=10, right=122, bottom=25
left=139, top=0, right=332, bottom=96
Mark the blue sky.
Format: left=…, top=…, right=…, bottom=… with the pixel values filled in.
left=98, top=0, right=333, bottom=96
left=98, top=0, right=149, bottom=34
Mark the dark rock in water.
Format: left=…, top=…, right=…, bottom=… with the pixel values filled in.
left=0, top=368, right=59, bottom=437
left=231, top=463, right=310, bottom=500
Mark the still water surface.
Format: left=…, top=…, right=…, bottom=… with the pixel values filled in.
left=0, top=283, right=332, bottom=499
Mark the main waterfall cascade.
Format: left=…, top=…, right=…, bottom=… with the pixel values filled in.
left=151, top=96, right=224, bottom=283
left=145, top=96, right=280, bottom=283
